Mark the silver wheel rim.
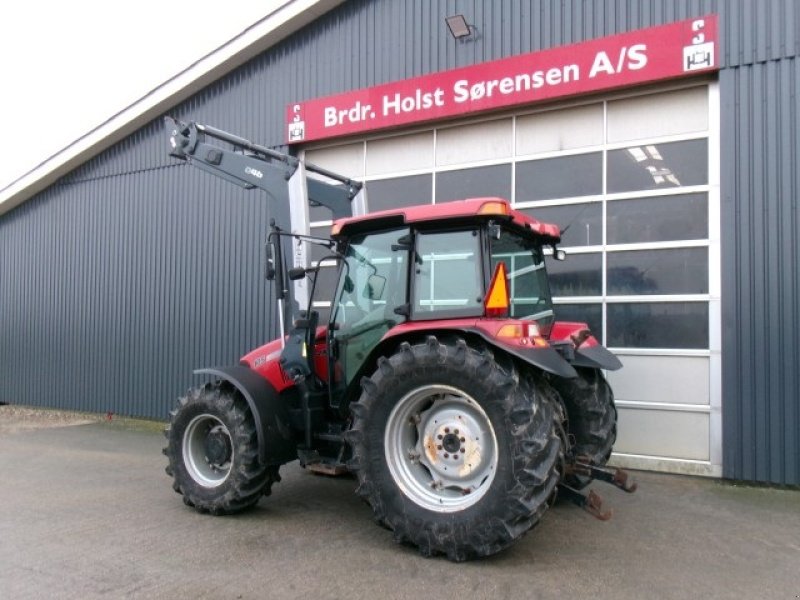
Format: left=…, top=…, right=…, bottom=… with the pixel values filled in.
left=384, top=384, right=498, bottom=513
left=183, top=414, right=233, bottom=488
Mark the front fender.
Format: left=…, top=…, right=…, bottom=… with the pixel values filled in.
left=194, top=366, right=297, bottom=466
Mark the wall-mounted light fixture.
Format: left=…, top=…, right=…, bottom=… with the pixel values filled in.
left=445, top=14, right=474, bottom=40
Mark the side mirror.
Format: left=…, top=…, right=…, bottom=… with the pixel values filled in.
left=364, top=274, right=387, bottom=300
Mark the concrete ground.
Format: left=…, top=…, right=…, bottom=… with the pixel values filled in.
left=0, top=410, right=798, bottom=600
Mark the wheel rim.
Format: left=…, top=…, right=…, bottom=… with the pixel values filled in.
left=385, top=384, right=498, bottom=513
left=183, top=414, right=233, bottom=488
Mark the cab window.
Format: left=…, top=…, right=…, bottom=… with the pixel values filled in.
left=412, top=229, right=483, bottom=319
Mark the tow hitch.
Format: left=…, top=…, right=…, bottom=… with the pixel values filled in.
left=559, top=459, right=638, bottom=520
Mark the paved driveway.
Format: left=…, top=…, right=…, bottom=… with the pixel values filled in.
left=0, top=418, right=798, bottom=599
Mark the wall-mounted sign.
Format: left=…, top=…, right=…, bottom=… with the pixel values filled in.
left=286, top=15, right=718, bottom=144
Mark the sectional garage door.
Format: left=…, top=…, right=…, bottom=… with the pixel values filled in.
left=304, top=82, right=721, bottom=476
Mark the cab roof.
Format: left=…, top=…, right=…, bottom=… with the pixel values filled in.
left=331, top=197, right=561, bottom=241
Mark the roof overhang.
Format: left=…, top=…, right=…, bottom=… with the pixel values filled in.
left=0, top=0, right=345, bottom=218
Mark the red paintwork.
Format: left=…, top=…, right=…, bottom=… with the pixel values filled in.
left=332, top=198, right=561, bottom=240
left=382, top=317, right=548, bottom=347
left=549, top=321, right=599, bottom=349
left=239, top=318, right=602, bottom=393
left=240, top=338, right=293, bottom=392
left=240, top=326, right=329, bottom=392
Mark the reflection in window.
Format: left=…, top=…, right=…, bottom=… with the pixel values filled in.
left=523, top=203, right=602, bottom=247
left=607, top=302, right=708, bottom=349
left=435, top=164, right=512, bottom=203
left=516, top=153, right=602, bottom=201
left=607, top=139, right=707, bottom=193
left=546, top=253, right=602, bottom=296
left=607, top=248, right=708, bottom=295
left=554, top=303, right=603, bottom=339
left=366, top=174, right=432, bottom=212
left=413, top=230, right=483, bottom=317
left=607, top=193, right=708, bottom=244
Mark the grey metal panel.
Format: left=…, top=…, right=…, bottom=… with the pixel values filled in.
left=0, top=166, right=279, bottom=418
left=720, top=56, right=800, bottom=486
left=1, top=0, right=799, bottom=484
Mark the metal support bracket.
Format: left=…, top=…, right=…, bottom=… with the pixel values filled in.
left=568, top=459, right=639, bottom=494
left=558, top=484, right=613, bottom=521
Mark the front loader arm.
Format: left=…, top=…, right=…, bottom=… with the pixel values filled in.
left=165, top=117, right=362, bottom=220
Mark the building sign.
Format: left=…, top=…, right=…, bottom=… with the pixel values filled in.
left=286, top=15, right=718, bottom=144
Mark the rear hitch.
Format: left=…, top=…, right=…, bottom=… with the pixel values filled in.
left=558, top=484, right=612, bottom=521
left=568, top=459, right=639, bottom=494
left=558, top=459, right=638, bottom=520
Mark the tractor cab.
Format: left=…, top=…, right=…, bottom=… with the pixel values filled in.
left=277, top=198, right=576, bottom=410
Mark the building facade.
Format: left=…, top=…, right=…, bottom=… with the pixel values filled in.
left=1, top=0, right=797, bottom=485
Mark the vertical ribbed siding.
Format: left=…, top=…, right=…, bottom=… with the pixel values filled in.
left=0, top=0, right=798, bottom=484
left=0, top=166, right=278, bottom=417
left=720, top=57, right=800, bottom=485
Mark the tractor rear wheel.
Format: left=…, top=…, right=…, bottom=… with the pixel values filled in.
left=346, top=336, right=562, bottom=561
left=164, top=382, right=279, bottom=514
left=553, top=367, right=617, bottom=487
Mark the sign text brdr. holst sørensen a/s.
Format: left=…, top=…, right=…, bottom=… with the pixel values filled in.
left=286, top=15, right=718, bottom=144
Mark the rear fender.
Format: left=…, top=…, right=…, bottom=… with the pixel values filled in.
left=194, top=366, right=297, bottom=466
left=550, top=321, right=622, bottom=371
left=472, top=332, right=578, bottom=379
left=358, top=321, right=579, bottom=381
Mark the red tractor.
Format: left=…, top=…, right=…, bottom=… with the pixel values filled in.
left=163, top=119, right=633, bottom=561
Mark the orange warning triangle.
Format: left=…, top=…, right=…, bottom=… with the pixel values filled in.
left=485, top=262, right=509, bottom=316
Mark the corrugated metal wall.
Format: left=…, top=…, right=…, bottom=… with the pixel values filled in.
left=1, top=0, right=798, bottom=484
left=719, top=57, right=800, bottom=485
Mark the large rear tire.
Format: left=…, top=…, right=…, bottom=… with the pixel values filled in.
left=345, top=336, right=562, bottom=561
left=163, top=382, right=279, bottom=514
left=553, top=367, right=617, bottom=487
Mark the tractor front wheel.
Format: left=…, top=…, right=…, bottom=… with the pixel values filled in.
left=164, top=382, right=279, bottom=514
left=346, top=336, right=562, bottom=561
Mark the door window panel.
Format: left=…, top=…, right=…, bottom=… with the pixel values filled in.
left=523, top=203, right=602, bottom=247
left=607, top=302, right=709, bottom=349
left=607, top=248, right=709, bottom=295
left=607, top=139, right=707, bottom=194
left=435, top=164, right=512, bottom=203
left=366, top=174, right=432, bottom=212
left=607, top=193, right=708, bottom=244
left=546, top=253, right=602, bottom=296
left=516, top=152, right=602, bottom=201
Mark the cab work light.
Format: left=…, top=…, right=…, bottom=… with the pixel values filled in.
left=477, top=200, right=510, bottom=216
left=484, top=261, right=510, bottom=317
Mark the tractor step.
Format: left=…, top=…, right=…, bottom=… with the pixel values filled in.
left=305, top=462, right=349, bottom=476
left=298, top=447, right=349, bottom=476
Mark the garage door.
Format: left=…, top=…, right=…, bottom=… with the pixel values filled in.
left=304, top=82, right=721, bottom=476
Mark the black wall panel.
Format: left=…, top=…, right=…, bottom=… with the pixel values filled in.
left=1, top=0, right=798, bottom=484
